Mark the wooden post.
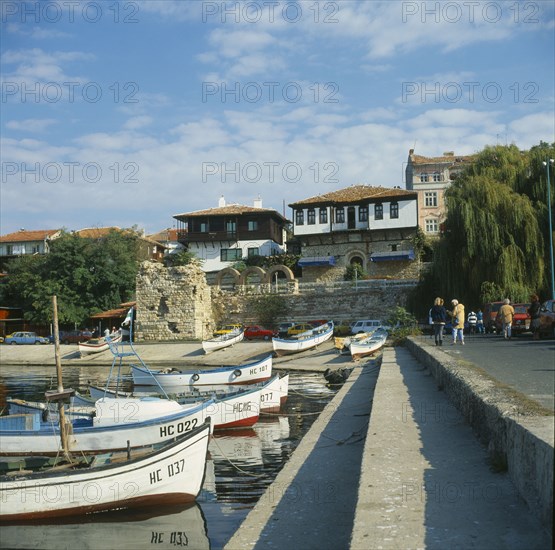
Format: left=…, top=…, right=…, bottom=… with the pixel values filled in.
left=52, top=295, right=71, bottom=460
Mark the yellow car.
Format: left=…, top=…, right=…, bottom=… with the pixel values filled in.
left=213, top=324, right=243, bottom=336
left=287, top=323, right=315, bottom=336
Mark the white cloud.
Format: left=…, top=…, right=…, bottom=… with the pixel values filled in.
left=5, top=118, right=58, bottom=132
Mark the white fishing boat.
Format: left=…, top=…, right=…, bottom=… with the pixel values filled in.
left=78, top=332, right=122, bottom=356
left=334, top=331, right=371, bottom=355
left=201, top=329, right=244, bottom=354
left=0, top=396, right=215, bottom=456
left=350, top=328, right=388, bottom=360
left=131, top=355, right=272, bottom=390
left=0, top=420, right=211, bottom=521
left=272, top=322, right=334, bottom=357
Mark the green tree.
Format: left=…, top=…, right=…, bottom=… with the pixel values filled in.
left=248, top=294, right=290, bottom=329
left=412, top=143, right=554, bottom=312
left=2, top=230, right=139, bottom=325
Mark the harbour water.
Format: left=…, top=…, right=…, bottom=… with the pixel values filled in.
left=0, top=364, right=337, bottom=550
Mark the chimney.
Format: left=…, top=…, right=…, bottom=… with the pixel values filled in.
left=218, top=195, right=226, bottom=208
left=253, top=195, right=262, bottom=208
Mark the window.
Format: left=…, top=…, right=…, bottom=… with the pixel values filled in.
left=319, top=207, right=327, bottom=224
left=199, top=222, right=208, bottom=233
left=432, top=172, right=441, bottom=182
left=226, top=220, right=236, bottom=235
left=335, top=207, right=345, bottom=223
left=375, top=204, right=383, bottom=220
left=425, top=192, right=438, bottom=207
left=425, top=219, right=439, bottom=233
left=307, top=209, right=316, bottom=225
left=359, top=206, right=368, bottom=222
left=220, top=248, right=242, bottom=261
left=390, top=202, right=399, bottom=218
left=247, top=247, right=259, bottom=257
left=420, top=173, right=429, bottom=182
left=391, top=244, right=398, bottom=252
left=247, top=220, right=258, bottom=231
left=295, top=210, right=304, bottom=226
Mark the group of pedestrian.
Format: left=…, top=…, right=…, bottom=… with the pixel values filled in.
left=430, top=293, right=543, bottom=345
left=429, top=297, right=466, bottom=346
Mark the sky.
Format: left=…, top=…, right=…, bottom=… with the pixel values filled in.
left=1, top=0, right=554, bottom=236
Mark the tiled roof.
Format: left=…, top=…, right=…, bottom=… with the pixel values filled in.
left=174, top=204, right=288, bottom=222
left=75, top=227, right=164, bottom=247
left=148, top=228, right=180, bottom=242
left=410, top=154, right=476, bottom=165
left=288, top=185, right=416, bottom=207
left=0, top=229, right=61, bottom=243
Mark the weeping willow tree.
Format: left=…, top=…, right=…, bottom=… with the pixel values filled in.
left=411, top=142, right=554, bottom=312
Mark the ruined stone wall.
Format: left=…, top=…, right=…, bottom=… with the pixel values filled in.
left=135, top=261, right=417, bottom=340
left=135, top=261, right=214, bottom=341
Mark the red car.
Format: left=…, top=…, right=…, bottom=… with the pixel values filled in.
left=495, top=303, right=530, bottom=335
left=244, top=325, right=276, bottom=341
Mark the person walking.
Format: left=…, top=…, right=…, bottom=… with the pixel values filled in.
left=430, top=297, right=448, bottom=346
left=450, top=299, right=466, bottom=345
left=467, top=310, right=477, bottom=334
left=528, top=294, right=542, bottom=340
left=497, top=299, right=515, bottom=340
left=476, top=309, right=485, bottom=334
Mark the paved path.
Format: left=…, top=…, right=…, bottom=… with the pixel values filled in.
left=417, top=333, right=555, bottom=410
left=226, top=347, right=551, bottom=550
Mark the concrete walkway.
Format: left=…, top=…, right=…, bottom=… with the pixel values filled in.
left=226, top=347, right=551, bottom=550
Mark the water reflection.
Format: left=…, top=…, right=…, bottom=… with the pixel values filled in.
left=1, top=503, right=210, bottom=550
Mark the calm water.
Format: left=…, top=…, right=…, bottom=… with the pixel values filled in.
left=0, top=364, right=337, bottom=550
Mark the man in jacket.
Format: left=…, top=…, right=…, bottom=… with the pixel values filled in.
left=497, top=299, right=515, bottom=340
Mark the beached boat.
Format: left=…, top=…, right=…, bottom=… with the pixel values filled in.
left=201, top=329, right=244, bottom=354
left=0, top=396, right=215, bottom=456
left=350, top=328, right=388, bottom=360
left=78, top=332, right=122, bottom=356
left=131, top=354, right=272, bottom=390
left=0, top=419, right=211, bottom=521
left=272, top=322, right=334, bottom=357
left=333, top=331, right=371, bottom=355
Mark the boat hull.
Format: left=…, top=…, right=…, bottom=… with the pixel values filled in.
left=0, top=421, right=210, bottom=521
left=202, top=331, right=244, bottom=354
left=272, top=323, right=334, bottom=356
left=131, top=355, right=272, bottom=390
left=78, top=333, right=122, bottom=356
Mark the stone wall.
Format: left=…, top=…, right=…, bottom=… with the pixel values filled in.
left=135, top=261, right=213, bottom=341
left=135, top=262, right=417, bottom=340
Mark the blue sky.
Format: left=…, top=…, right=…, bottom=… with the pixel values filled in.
left=1, top=0, right=554, bottom=236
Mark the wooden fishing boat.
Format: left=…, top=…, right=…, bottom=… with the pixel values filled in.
left=89, top=372, right=288, bottom=414
left=272, top=322, right=334, bottom=357
left=0, top=396, right=215, bottom=456
left=201, top=329, right=244, bottom=354
left=0, top=419, right=211, bottom=521
left=131, top=354, right=272, bottom=390
left=78, top=332, right=122, bottom=356
left=350, top=328, right=388, bottom=360
left=333, top=331, right=371, bottom=355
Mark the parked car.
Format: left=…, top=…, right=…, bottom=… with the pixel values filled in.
left=483, top=301, right=504, bottom=333
left=49, top=330, right=94, bottom=345
left=213, top=324, right=243, bottom=336
left=350, top=319, right=383, bottom=334
left=287, top=323, right=316, bottom=336
left=539, top=299, right=555, bottom=338
left=277, top=322, right=295, bottom=338
left=4, top=331, right=50, bottom=345
left=495, top=303, right=530, bottom=335
left=244, top=325, right=277, bottom=340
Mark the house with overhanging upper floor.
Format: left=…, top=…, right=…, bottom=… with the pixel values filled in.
left=289, top=185, right=419, bottom=282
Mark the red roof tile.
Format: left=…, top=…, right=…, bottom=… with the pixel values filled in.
left=0, top=229, right=61, bottom=243
left=288, top=185, right=416, bottom=207
left=174, top=204, right=288, bottom=222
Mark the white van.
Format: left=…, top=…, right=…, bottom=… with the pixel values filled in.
left=350, top=319, right=382, bottom=334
